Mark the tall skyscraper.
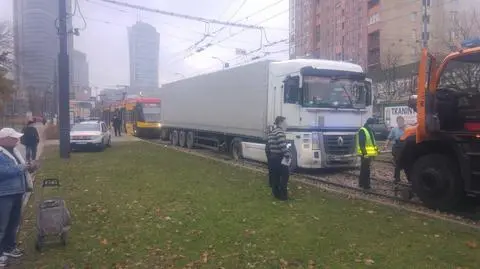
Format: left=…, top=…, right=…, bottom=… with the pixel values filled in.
left=13, top=0, right=73, bottom=115
left=71, top=49, right=90, bottom=101
left=128, top=21, right=160, bottom=94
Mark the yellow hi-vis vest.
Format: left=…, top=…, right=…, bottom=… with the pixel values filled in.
left=356, top=127, right=379, bottom=157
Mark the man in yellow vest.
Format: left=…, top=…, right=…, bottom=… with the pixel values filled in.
left=356, top=118, right=379, bottom=189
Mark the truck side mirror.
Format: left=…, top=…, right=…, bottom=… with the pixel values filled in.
left=365, top=81, right=372, bottom=106
left=283, top=76, right=300, bottom=104
left=408, top=95, right=418, bottom=112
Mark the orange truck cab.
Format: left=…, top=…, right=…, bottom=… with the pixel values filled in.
left=397, top=39, right=480, bottom=210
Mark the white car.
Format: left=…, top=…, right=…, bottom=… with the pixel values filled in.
left=70, top=121, right=111, bottom=151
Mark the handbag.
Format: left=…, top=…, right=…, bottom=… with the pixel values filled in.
left=12, top=148, right=34, bottom=192
left=25, top=172, right=34, bottom=192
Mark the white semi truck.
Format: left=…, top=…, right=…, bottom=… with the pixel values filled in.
left=159, top=59, right=373, bottom=170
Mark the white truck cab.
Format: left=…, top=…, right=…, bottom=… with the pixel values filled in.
left=241, top=59, right=373, bottom=170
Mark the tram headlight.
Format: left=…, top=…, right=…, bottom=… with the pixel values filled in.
left=157, top=123, right=162, bottom=127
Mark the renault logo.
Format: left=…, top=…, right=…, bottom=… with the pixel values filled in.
left=337, top=136, right=344, bottom=146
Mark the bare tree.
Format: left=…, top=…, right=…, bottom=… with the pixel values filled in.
left=372, top=49, right=404, bottom=105
left=0, top=21, right=13, bottom=71
left=0, top=21, right=14, bottom=117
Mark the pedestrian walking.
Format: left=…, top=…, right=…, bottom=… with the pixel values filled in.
left=265, top=116, right=291, bottom=200
left=0, top=128, right=38, bottom=267
left=356, top=118, right=379, bottom=190
left=21, top=121, right=40, bottom=163
left=112, top=115, right=122, bottom=137
left=383, top=116, right=406, bottom=182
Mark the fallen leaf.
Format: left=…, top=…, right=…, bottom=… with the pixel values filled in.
left=366, top=210, right=375, bottom=214
left=279, top=259, right=288, bottom=269
left=307, top=260, right=316, bottom=269
left=466, top=241, right=478, bottom=249
left=364, top=258, right=375, bottom=265
left=100, top=238, right=108, bottom=245
left=201, top=252, right=208, bottom=263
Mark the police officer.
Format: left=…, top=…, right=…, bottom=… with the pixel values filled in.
left=265, top=116, right=290, bottom=200
left=356, top=118, right=379, bottom=189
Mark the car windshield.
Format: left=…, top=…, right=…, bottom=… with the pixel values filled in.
left=71, top=123, right=100, bottom=132
left=143, top=106, right=161, bottom=122
left=302, top=76, right=367, bottom=108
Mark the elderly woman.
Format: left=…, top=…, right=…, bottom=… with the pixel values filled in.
left=0, top=128, right=37, bottom=267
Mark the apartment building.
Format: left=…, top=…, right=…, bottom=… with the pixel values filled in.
left=13, top=0, right=73, bottom=115
left=367, top=0, right=480, bottom=70
left=289, top=0, right=369, bottom=69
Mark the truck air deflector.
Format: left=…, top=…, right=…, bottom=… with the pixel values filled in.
left=300, top=67, right=366, bottom=80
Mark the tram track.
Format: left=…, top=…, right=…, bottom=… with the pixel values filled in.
left=139, top=138, right=480, bottom=230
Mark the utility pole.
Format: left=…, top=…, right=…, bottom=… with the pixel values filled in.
left=58, top=0, right=70, bottom=158
left=421, top=0, right=429, bottom=48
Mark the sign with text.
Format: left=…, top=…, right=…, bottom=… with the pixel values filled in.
left=384, top=105, right=417, bottom=128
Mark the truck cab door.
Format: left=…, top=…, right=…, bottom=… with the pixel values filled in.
left=416, top=48, right=437, bottom=143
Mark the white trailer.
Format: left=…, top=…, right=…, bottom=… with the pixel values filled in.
left=159, top=59, right=373, bottom=170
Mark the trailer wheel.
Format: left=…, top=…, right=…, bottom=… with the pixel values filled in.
left=179, top=131, right=187, bottom=147
left=160, top=129, right=169, bottom=141
left=411, top=154, right=464, bottom=211
left=186, top=131, right=195, bottom=149
left=288, top=145, right=298, bottom=172
left=231, top=138, right=243, bottom=161
left=171, top=130, right=179, bottom=146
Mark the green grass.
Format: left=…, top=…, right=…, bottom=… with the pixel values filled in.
left=16, top=142, right=480, bottom=268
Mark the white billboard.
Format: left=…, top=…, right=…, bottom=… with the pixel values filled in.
left=384, top=105, right=417, bottom=128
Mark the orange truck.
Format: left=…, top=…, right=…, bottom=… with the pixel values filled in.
left=397, top=39, right=480, bottom=210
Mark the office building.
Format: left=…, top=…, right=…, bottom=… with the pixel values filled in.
left=71, top=49, right=90, bottom=101
left=13, top=0, right=73, bottom=115
left=127, top=21, right=160, bottom=94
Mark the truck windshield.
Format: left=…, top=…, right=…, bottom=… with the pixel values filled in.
left=142, top=106, right=161, bottom=122
left=302, top=76, right=367, bottom=108
left=438, top=58, right=480, bottom=94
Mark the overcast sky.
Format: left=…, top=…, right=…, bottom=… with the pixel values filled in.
left=0, top=0, right=289, bottom=91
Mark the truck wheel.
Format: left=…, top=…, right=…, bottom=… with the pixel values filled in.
left=288, top=145, right=298, bottom=172
left=231, top=138, right=243, bottom=161
left=411, top=154, right=464, bottom=211
left=171, top=130, right=179, bottom=146
left=186, top=131, right=195, bottom=149
left=179, top=131, right=186, bottom=147
left=160, top=129, right=169, bottom=141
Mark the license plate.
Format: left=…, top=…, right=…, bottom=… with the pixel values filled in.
left=74, top=141, right=87, bottom=144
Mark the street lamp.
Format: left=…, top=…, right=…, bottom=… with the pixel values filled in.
left=212, top=56, right=229, bottom=69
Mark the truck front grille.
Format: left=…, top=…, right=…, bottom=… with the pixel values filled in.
left=323, top=134, right=356, bottom=155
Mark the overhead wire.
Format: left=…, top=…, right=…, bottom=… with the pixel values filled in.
left=179, top=0, right=461, bottom=78
left=74, top=0, right=88, bottom=30
left=83, top=0, right=206, bottom=35
left=80, top=16, right=236, bottom=49
left=92, top=0, right=263, bottom=29
left=167, top=7, right=289, bottom=66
